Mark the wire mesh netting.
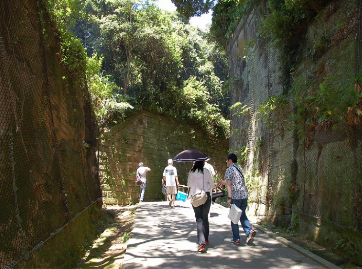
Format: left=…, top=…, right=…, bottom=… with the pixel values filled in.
left=0, top=1, right=101, bottom=268
left=228, top=0, right=362, bottom=239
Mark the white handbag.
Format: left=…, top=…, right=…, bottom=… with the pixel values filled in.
left=228, top=204, right=242, bottom=224
left=191, top=189, right=207, bottom=207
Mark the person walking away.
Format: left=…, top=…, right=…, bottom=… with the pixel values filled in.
left=204, top=158, right=218, bottom=194
left=163, top=159, right=179, bottom=207
left=187, top=161, right=215, bottom=252
left=137, top=162, right=151, bottom=202
left=204, top=158, right=216, bottom=181
left=218, top=153, right=256, bottom=245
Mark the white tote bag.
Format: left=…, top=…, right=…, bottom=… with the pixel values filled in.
left=228, top=204, right=242, bottom=224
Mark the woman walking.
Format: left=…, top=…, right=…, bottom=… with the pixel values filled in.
left=187, top=161, right=215, bottom=252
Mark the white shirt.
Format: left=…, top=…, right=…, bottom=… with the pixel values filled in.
left=187, top=168, right=215, bottom=196
left=137, top=166, right=151, bottom=183
left=163, top=165, right=178, bottom=186
left=204, top=162, right=216, bottom=177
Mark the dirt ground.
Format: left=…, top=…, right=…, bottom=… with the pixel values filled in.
left=76, top=205, right=360, bottom=269
left=77, top=205, right=137, bottom=269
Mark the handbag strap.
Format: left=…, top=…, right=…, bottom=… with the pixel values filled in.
left=202, top=169, right=205, bottom=190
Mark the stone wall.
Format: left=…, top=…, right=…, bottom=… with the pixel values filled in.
left=227, top=0, right=362, bottom=264
left=99, top=111, right=229, bottom=205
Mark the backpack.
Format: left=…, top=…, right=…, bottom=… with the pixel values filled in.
left=135, top=172, right=142, bottom=185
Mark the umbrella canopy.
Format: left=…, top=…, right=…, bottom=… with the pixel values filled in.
left=173, top=149, right=209, bottom=162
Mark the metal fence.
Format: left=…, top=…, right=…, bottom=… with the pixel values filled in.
left=0, top=1, right=101, bottom=268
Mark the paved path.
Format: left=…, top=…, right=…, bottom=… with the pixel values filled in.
left=122, top=201, right=340, bottom=269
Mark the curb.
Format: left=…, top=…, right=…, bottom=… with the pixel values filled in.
left=253, top=223, right=341, bottom=269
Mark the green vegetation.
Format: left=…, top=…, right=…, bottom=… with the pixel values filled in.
left=254, top=74, right=362, bottom=146
left=230, top=101, right=249, bottom=117
left=171, top=0, right=214, bottom=19
left=86, top=54, right=133, bottom=127
left=260, top=0, right=334, bottom=92
left=44, top=0, right=88, bottom=80
left=172, top=0, right=260, bottom=50
left=234, top=145, right=248, bottom=166
left=211, top=0, right=259, bottom=49
left=45, top=0, right=230, bottom=139
left=256, top=95, right=288, bottom=128
left=293, top=74, right=362, bottom=144
left=294, top=75, right=361, bottom=123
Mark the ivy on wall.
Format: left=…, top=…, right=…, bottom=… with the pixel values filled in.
left=293, top=74, right=362, bottom=146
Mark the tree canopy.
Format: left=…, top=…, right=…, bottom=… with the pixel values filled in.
left=170, top=0, right=214, bottom=19
left=49, top=0, right=230, bottom=139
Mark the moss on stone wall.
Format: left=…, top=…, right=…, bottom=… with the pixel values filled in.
left=100, top=111, right=229, bottom=205
left=18, top=202, right=103, bottom=269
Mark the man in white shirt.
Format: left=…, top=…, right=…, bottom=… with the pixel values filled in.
left=163, top=159, right=179, bottom=207
left=137, top=162, right=151, bottom=202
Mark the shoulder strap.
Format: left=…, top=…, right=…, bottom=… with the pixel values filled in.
left=203, top=170, right=205, bottom=189
left=231, top=164, right=242, bottom=176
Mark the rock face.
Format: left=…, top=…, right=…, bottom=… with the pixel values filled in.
left=100, top=111, right=229, bottom=205
left=227, top=0, right=362, bottom=264
left=0, top=1, right=102, bottom=268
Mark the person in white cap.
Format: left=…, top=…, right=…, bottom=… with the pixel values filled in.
left=137, top=162, right=151, bottom=202
left=162, top=159, right=179, bottom=207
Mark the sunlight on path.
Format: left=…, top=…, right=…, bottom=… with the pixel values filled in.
left=77, top=202, right=339, bottom=269
left=122, top=202, right=328, bottom=268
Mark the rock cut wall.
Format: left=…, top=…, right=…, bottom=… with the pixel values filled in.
left=228, top=0, right=362, bottom=264
left=0, top=1, right=102, bottom=268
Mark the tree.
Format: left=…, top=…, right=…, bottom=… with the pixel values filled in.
left=170, top=0, right=214, bottom=19
left=72, top=0, right=230, bottom=138
left=86, top=54, right=133, bottom=127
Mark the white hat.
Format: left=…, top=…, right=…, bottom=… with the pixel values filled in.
left=168, top=159, right=173, bottom=164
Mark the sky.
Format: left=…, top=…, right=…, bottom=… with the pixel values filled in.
left=155, top=0, right=212, bottom=31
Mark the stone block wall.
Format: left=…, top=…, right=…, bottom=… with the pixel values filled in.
left=99, top=111, right=229, bottom=205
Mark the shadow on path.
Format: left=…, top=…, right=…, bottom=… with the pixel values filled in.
left=122, top=202, right=337, bottom=269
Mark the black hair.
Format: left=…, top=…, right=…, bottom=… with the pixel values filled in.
left=191, top=161, right=204, bottom=173
left=227, top=153, right=237, bottom=163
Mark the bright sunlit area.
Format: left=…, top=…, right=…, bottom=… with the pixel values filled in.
left=155, top=0, right=212, bottom=31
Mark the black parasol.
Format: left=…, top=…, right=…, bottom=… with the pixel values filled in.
left=173, top=149, right=209, bottom=162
